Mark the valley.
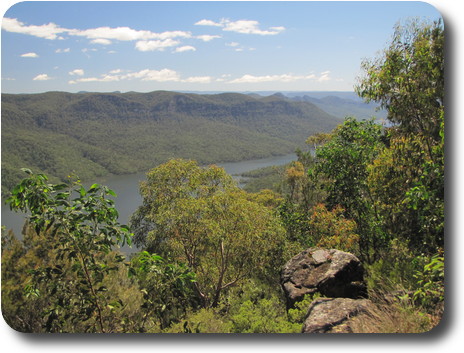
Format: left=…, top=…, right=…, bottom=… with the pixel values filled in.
left=1, top=90, right=344, bottom=194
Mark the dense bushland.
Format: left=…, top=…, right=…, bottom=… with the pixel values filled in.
left=1, top=91, right=342, bottom=195
left=1, top=19, right=443, bottom=333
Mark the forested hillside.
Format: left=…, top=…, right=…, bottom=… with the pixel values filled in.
left=1, top=91, right=340, bottom=193
left=2, top=19, right=443, bottom=334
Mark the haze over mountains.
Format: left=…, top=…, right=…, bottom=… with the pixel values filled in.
left=1, top=90, right=380, bottom=193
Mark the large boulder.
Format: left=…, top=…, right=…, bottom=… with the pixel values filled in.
left=302, top=297, right=376, bottom=333
left=281, top=248, right=367, bottom=308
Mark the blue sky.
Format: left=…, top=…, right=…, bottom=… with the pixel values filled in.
left=1, top=1, right=442, bottom=93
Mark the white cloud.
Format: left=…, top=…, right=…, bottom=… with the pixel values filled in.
left=194, top=19, right=223, bottom=27
left=2, top=17, right=67, bottom=40
left=33, top=74, right=52, bottom=81
left=196, top=34, right=221, bottom=42
left=223, top=20, right=285, bottom=35
left=69, top=69, right=84, bottom=76
left=135, top=39, right=180, bottom=52
left=67, top=68, right=332, bottom=86
left=55, top=48, right=70, bottom=53
left=181, top=76, right=212, bottom=83
left=125, top=69, right=181, bottom=81
left=68, top=26, right=154, bottom=41
left=195, top=18, right=285, bottom=36
left=21, top=52, right=39, bottom=58
left=70, top=68, right=181, bottom=84
left=69, top=75, right=119, bottom=84
left=68, top=26, right=191, bottom=42
left=174, top=46, right=196, bottom=53
left=318, top=71, right=331, bottom=82
left=3, top=17, right=192, bottom=46
left=68, top=68, right=212, bottom=85
left=216, top=74, right=232, bottom=82
left=226, top=42, right=240, bottom=47
left=228, top=74, right=294, bottom=83
left=228, top=73, right=318, bottom=84
left=91, top=38, right=112, bottom=45
left=156, top=31, right=192, bottom=40
left=270, top=26, right=286, bottom=32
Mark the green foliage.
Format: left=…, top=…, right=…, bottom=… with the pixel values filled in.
left=287, top=293, right=321, bottom=324
left=5, top=170, right=132, bottom=332
left=354, top=20, right=444, bottom=329
left=165, top=308, right=231, bottom=333
left=220, top=279, right=301, bottom=333
left=129, top=251, right=197, bottom=330
left=367, top=130, right=444, bottom=254
left=315, top=118, right=384, bottom=210
left=413, top=251, right=444, bottom=311
left=218, top=278, right=318, bottom=333
left=359, top=18, right=444, bottom=255
left=306, top=204, right=359, bottom=254
left=1, top=226, right=45, bottom=332
left=278, top=200, right=310, bottom=245
left=356, top=18, right=444, bottom=144
left=227, top=296, right=300, bottom=333
left=131, top=159, right=289, bottom=308
left=277, top=20, right=444, bottom=333
left=277, top=150, right=327, bottom=246
left=364, top=238, right=425, bottom=293
left=314, top=118, right=386, bottom=262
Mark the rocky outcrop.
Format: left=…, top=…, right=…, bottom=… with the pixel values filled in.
left=302, top=298, right=377, bottom=333
left=281, top=248, right=367, bottom=308
left=281, top=248, right=375, bottom=333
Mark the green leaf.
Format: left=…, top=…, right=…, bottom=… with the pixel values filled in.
left=79, top=186, right=87, bottom=197
left=21, top=168, right=33, bottom=175
left=89, top=183, right=100, bottom=192
left=107, top=188, right=117, bottom=197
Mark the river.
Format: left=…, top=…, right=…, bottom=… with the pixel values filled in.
left=1, top=153, right=296, bottom=246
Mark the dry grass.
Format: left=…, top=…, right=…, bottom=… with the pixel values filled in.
left=349, top=292, right=443, bottom=333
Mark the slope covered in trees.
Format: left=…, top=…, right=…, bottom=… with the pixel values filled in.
left=1, top=91, right=341, bottom=194
left=2, top=19, right=443, bottom=333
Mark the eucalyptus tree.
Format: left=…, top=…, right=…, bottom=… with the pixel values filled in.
left=356, top=18, right=444, bottom=254
left=131, top=159, right=287, bottom=307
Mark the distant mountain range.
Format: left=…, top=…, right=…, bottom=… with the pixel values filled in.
left=284, top=92, right=386, bottom=120
left=2, top=91, right=347, bottom=193
left=180, top=90, right=386, bottom=120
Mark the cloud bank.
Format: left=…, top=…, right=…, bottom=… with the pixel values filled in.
left=68, top=69, right=213, bottom=84
left=2, top=17, right=285, bottom=56
left=67, top=69, right=333, bottom=86
left=195, top=18, right=285, bottom=35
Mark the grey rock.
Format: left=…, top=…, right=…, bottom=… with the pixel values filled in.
left=302, top=297, right=376, bottom=333
left=281, top=248, right=367, bottom=308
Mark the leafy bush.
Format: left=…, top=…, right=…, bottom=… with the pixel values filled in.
left=129, top=251, right=197, bottom=330
left=413, top=251, right=444, bottom=312
left=165, top=308, right=231, bottom=333
left=5, top=169, right=133, bottom=332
